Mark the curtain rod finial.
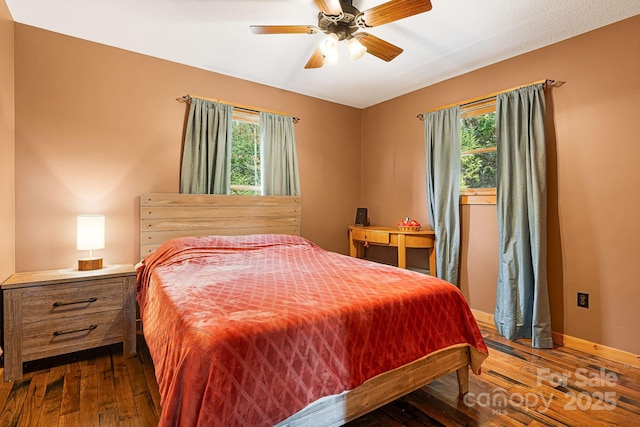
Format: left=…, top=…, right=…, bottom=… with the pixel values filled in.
left=545, top=79, right=564, bottom=88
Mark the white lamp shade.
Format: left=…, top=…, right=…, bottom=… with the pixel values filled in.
left=77, top=215, right=105, bottom=251
left=319, top=33, right=339, bottom=56
left=320, top=33, right=340, bottom=64
left=347, top=37, right=367, bottom=60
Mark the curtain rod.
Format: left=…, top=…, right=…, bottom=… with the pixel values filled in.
left=416, top=79, right=556, bottom=121
left=177, top=94, right=300, bottom=124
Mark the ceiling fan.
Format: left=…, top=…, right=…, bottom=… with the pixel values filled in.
left=250, top=0, right=433, bottom=69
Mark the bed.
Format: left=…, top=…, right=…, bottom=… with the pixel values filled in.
left=137, top=193, right=488, bottom=426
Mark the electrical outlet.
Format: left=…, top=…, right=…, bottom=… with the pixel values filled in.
left=577, top=292, right=589, bottom=308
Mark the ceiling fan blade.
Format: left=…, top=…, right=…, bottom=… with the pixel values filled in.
left=358, top=33, right=403, bottom=62
left=359, top=0, right=432, bottom=27
left=314, top=0, right=343, bottom=16
left=305, top=47, right=325, bottom=69
left=250, top=25, right=319, bottom=35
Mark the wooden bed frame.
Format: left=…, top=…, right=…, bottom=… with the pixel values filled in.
left=139, top=193, right=479, bottom=426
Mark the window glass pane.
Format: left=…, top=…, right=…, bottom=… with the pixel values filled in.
left=461, top=151, right=497, bottom=190
left=461, top=112, right=496, bottom=151
left=461, top=112, right=496, bottom=190
left=231, top=120, right=261, bottom=195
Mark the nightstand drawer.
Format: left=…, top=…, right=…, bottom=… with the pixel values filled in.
left=20, top=278, right=124, bottom=323
left=22, top=309, right=123, bottom=362
left=350, top=228, right=390, bottom=244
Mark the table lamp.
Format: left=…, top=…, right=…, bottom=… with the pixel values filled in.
left=77, top=214, right=105, bottom=271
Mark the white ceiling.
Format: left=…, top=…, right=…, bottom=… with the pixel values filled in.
left=6, top=0, right=640, bottom=108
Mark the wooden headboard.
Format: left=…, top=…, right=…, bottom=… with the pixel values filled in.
left=139, top=193, right=302, bottom=259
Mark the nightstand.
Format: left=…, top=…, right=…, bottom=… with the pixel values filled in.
left=2, top=264, right=137, bottom=381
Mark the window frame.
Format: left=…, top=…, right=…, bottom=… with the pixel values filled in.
left=460, top=98, right=497, bottom=205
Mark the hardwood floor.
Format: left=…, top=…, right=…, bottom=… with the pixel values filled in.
left=1, top=322, right=638, bottom=426
left=348, top=325, right=640, bottom=427
left=0, top=336, right=161, bottom=427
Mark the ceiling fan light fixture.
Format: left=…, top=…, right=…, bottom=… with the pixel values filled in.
left=347, top=37, right=367, bottom=60
left=319, top=33, right=340, bottom=65
left=319, top=33, right=339, bottom=57
left=323, top=49, right=340, bottom=65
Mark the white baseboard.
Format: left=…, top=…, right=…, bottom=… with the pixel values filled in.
left=471, top=309, right=640, bottom=369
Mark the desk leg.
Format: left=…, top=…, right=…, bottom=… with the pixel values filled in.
left=397, top=234, right=407, bottom=268
left=349, top=236, right=356, bottom=257
left=429, top=246, right=437, bottom=277
left=349, top=231, right=364, bottom=259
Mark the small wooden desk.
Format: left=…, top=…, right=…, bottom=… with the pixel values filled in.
left=348, top=225, right=436, bottom=276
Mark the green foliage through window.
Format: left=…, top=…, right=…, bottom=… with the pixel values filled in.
left=460, top=112, right=496, bottom=190
left=230, top=120, right=261, bottom=195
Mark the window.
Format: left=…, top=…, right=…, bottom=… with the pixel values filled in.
left=230, top=110, right=261, bottom=195
left=460, top=99, right=497, bottom=204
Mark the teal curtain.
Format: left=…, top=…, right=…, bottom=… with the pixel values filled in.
left=424, top=106, right=461, bottom=285
left=494, top=84, right=553, bottom=349
left=180, top=98, right=233, bottom=194
left=260, top=112, right=301, bottom=196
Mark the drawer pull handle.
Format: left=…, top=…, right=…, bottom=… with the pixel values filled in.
left=53, top=324, right=98, bottom=336
left=52, top=297, right=98, bottom=307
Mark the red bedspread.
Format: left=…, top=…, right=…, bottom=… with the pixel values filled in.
left=136, top=234, right=488, bottom=426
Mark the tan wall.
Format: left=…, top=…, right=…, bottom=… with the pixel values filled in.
left=0, top=0, right=15, bottom=282
left=14, top=25, right=362, bottom=272
left=361, top=15, right=640, bottom=354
